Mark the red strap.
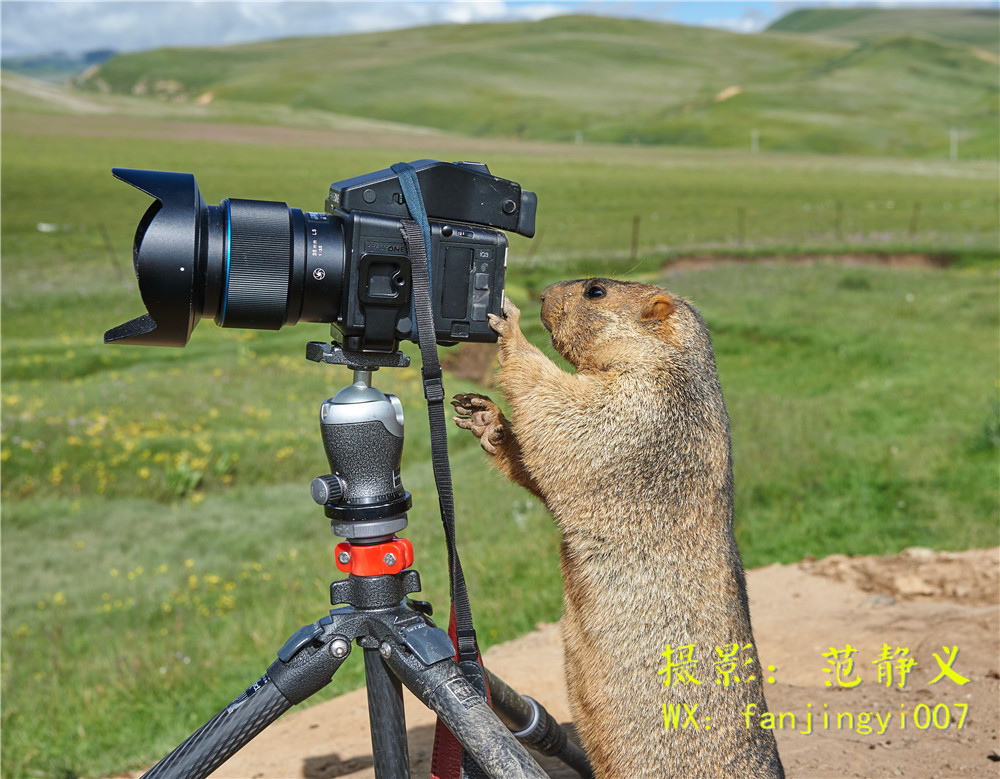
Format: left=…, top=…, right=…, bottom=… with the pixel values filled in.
left=430, top=716, right=464, bottom=779
left=430, top=605, right=491, bottom=779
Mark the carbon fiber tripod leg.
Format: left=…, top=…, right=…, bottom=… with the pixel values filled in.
left=141, top=674, right=293, bottom=779
left=383, top=638, right=549, bottom=779
left=141, top=615, right=352, bottom=779
left=364, top=647, right=410, bottom=777
left=485, top=668, right=594, bottom=778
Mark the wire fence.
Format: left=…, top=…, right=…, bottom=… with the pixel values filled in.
left=518, top=197, right=1000, bottom=264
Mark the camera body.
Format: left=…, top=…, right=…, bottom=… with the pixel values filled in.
left=333, top=210, right=507, bottom=353
left=105, top=160, right=536, bottom=353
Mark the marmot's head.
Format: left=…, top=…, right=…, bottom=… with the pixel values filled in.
left=540, top=278, right=717, bottom=380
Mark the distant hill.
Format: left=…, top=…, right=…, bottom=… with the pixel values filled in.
left=2, top=49, right=116, bottom=82
left=767, top=6, right=1000, bottom=51
left=75, top=14, right=999, bottom=158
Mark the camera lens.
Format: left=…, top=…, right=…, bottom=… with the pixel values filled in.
left=105, top=168, right=345, bottom=346
left=220, top=198, right=294, bottom=329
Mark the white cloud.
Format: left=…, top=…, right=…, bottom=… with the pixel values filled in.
left=702, top=8, right=773, bottom=34
left=7, top=0, right=995, bottom=59
left=1, top=0, right=587, bottom=57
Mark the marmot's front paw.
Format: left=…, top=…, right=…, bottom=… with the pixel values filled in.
left=488, top=296, right=521, bottom=340
left=452, top=393, right=507, bottom=455
left=489, top=297, right=526, bottom=368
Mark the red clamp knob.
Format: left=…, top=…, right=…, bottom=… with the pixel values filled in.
left=335, top=537, right=414, bottom=577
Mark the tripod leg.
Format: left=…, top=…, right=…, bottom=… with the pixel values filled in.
left=485, top=668, right=594, bottom=779
left=383, top=642, right=548, bottom=779
left=364, top=647, right=410, bottom=778
left=142, top=673, right=293, bottom=779
left=141, top=617, right=354, bottom=779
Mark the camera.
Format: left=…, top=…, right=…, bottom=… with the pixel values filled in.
left=105, top=160, right=537, bottom=353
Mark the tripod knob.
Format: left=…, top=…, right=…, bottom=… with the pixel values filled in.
left=311, top=474, right=344, bottom=506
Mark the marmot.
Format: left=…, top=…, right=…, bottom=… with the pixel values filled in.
left=453, top=279, right=784, bottom=778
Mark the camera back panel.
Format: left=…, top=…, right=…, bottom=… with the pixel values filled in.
left=339, top=213, right=507, bottom=352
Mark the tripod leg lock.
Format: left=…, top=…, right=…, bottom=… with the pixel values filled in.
left=277, top=620, right=328, bottom=663
left=398, top=619, right=456, bottom=666
left=269, top=614, right=354, bottom=706
left=512, top=697, right=567, bottom=756
left=485, top=668, right=594, bottom=777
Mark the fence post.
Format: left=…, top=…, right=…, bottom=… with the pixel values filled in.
left=909, top=202, right=922, bottom=236
left=99, top=223, right=123, bottom=280
left=525, top=230, right=542, bottom=262
left=630, top=215, right=641, bottom=261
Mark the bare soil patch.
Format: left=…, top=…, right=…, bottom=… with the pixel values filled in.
left=1, top=111, right=566, bottom=156
left=113, top=547, right=998, bottom=778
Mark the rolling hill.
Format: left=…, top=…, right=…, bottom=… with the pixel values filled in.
left=766, top=6, right=1000, bottom=50
left=69, top=13, right=1000, bottom=158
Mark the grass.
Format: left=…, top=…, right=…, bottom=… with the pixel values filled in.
left=73, top=14, right=1000, bottom=159
left=767, top=6, right=1000, bottom=50
left=668, top=261, right=1000, bottom=563
left=1, top=99, right=998, bottom=777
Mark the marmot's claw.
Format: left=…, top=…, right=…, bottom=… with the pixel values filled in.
left=501, top=296, right=521, bottom=323
left=489, top=297, right=521, bottom=340
left=488, top=312, right=508, bottom=338
left=451, top=393, right=505, bottom=455
left=489, top=295, right=521, bottom=338
left=452, top=393, right=491, bottom=413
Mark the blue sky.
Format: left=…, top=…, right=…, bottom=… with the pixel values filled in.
left=1, top=1, right=993, bottom=58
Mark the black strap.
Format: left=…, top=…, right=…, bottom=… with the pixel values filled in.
left=391, top=162, right=480, bottom=664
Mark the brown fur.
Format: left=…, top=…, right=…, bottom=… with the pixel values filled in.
left=453, top=279, right=783, bottom=778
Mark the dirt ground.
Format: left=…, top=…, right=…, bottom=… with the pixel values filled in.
left=176, top=547, right=1000, bottom=779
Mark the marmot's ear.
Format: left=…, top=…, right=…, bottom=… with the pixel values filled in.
left=640, top=295, right=675, bottom=323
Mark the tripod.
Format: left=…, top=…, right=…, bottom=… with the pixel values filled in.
left=140, top=342, right=592, bottom=779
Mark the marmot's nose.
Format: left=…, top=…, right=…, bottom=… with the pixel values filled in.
left=540, top=281, right=564, bottom=301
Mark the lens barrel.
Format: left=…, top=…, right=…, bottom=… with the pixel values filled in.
left=222, top=198, right=293, bottom=329
left=105, top=169, right=344, bottom=347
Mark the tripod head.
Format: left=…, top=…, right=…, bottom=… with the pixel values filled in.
left=307, top=342, right=413, bottom=547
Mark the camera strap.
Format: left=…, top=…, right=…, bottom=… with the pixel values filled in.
left=394, top=163, right=492, bottom=779
left=391, top=162, right=481, bottom=668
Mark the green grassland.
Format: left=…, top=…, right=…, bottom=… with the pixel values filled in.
left=2, top=22, right=999, bottom=777
left=77, top=14, right=999, bottom=159
left=768, top=6, right=1000, bottom=49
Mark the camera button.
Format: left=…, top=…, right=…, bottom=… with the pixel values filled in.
left=474, top=273, right=490, bottom=291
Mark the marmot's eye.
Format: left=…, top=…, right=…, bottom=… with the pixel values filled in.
left=584, top=284, right=606, bottom=299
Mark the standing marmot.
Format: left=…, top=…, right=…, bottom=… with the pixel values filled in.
left=453, top=279, right=783, bottom=778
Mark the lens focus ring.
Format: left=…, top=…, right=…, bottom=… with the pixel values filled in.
left=223, top=199, right=292, bottom=329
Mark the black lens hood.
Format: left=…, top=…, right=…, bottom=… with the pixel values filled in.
left=105, top=168, right=207, bottom=346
